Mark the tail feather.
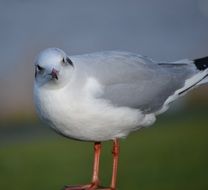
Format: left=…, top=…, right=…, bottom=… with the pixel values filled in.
left=194, top=57, right=208, bottom=70
left=157, top=56, right=208, bottom=115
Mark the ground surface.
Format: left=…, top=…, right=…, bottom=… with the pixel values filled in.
left=0, top=107, right=208, bottom=190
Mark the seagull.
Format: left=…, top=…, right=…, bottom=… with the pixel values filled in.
left=33, top=48, right=208, bottom=190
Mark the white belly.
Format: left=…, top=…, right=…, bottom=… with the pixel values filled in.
left=34, top=79, right=156, bottom=141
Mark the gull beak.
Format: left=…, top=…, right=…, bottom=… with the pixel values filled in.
left=50, top=68, right=59, bottom=80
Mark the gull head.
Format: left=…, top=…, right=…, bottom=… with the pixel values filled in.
left=34, top=48, right=74, bottom=88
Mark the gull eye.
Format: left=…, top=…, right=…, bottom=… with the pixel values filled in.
left=37, top=65, right=44, bottom=71
left=66, top=57, right=74, bottom=66
left=62, top=57, right=74, bottom=67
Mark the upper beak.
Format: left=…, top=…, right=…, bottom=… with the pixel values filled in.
left=50, top=68, right=59, bottom=80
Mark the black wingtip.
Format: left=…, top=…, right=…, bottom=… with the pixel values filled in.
left=194, top=56, right=208, bottom=71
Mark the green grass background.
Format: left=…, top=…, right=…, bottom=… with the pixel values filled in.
left=0, top=107, right=208, bottom=190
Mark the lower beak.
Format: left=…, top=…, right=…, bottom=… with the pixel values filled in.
left=50, top=68, right=59, bottom=80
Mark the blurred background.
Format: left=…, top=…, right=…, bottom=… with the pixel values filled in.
left=0, top=0, right=208, bottom=189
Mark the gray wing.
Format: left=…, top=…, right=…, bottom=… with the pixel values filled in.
left=73, top=51, right=197, bottom=113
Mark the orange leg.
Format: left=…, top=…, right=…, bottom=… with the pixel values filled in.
left=64, top=139, right=120, bottom=190
left=110, top=139, right=119, bottom=190
left=64, top=142, right=101, bottom=190
left=91, top=142, right=102, bottom=188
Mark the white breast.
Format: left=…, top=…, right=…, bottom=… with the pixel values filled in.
left=34, top=78, right=156, bottom=141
